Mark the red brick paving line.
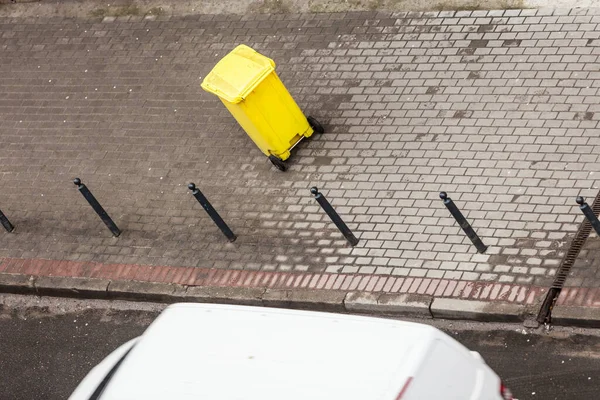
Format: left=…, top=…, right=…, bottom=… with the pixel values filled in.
left=0, top=257, right=562, bottom=306
left=556, top=287, right=600, bottom=308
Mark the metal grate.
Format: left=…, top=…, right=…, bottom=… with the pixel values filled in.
left=537, top=190, right=600, bottom=323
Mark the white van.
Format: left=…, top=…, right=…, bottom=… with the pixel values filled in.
left=70, top=303, right=514, bottom=400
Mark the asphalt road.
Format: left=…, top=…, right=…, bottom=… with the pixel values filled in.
left=1, top=295, right=599, bottom=400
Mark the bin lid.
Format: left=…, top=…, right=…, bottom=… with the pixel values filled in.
left=201, top=44, right=276, bottom=104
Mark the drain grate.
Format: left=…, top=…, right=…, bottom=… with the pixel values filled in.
left=537, top=190, right=600, bottom=324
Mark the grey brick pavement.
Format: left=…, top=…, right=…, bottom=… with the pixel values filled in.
left=0, top=9, right=599, bottom=288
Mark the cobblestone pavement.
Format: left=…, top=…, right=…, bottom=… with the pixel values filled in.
left=0, top=8, right=599, bottom=293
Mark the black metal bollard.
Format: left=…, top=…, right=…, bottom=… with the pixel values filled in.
left=188, top=183, right=236, bottom=242
left=0, top=208, right=14, bottom=233
left=440, top=192, right=487, bottom=254
left=73, top=178, right=121, bottom=237
left=576, top=196, right=600, bottom=236
left=311, top=187, right=359, bottom=246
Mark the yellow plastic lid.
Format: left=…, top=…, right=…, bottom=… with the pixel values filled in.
left=201, top=44, right=276, bottom=104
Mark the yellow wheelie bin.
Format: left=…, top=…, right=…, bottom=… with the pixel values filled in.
left=201, top=44, right=324, bottom=171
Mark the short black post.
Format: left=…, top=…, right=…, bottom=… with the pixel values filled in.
left=188, top=183, right=236, bottom=242
left=0, top=208, right=14, bottom=233
left=576, top=196, right=600, bottom=236
left=73, top=178, right=121, bottom=237
left=440, top=192, right=487, bottom=253
left=311, top=187, right=359, bottom=246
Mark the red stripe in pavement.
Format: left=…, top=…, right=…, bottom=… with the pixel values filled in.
left=409, top=278, right=422, bottom=293
left=265, top=272, right=278, bottom=288
left=249, top=271, right=263, bottom=287
left=425, top=279, right=439, bottom=296
left=185, top=269, right=200, bottom=286
left=357, top=275, right=371, bottom=292
left=161, top=267, right=177, bottom=283
left=243, top=270, right=256, bottom=287
left=218, top=270, right=233, bottom=286
left=323, top=274, right=336, bottom=290
left=507, top=285, right=520, bottom=302
left=400, top=278, right=413, bottom=293
left=95, top=263, right=116, bottom=279
left=516, top=286, right=527, bottom=303
left=434, top=279, right=448, bottom=297
left=154, top=266, right=171, bottom=283
left=228, top=270, right=241, bottom=286
left=176, top=267, right=194, bottom=285
left=23, top=259, right=45, bottom=276
left=460, top=282, right=473, bottom=298
left=7, top=259, right=25, bottom=273
left=382, top=276, right=396, bottom=292
left=479, top=283, right=492, bottom=300
left=235, top=270, right=249, bottom=287
left=391, top=278, right=404, bottom=293
left=308, top=274, right=320, bottom=289
left=113, top=264, right=126, bottom=280
left=417, top=278, right=430, bottom=295
left=299, top=274, right=312, bottom=289
left=79, top=262, right=94, bottom=278
left=291, top=274, right=304, bottom=289
left=316, top=274, right=329, bottom=290
left=574, top=288, right=589, bottom=306
left=95, top=264, right=116, bottom=279
left=62, top=261, right=78, bottom=276
left=469, top=282, right=485, bottom=299
left=5, top=258, right=33, bottom=274
left=0, top=257, right=560, bottom=306
left=119, top=264, right=136, bottom=280
left=566, top=288, right=578, bottom=304
left=489, top=284, right=502, bottom=300
left=443, top=280, right=457, bottom=297
left=452, top=281, right=467, bottom=297
left=583, top=288, right=596, bottom=307
left=331, top=274, right=344, bottom=290
left=525, top=289, right=538, bottom=305
left=373, top=276, right=387, bottom=292
left=260, top=272, right=274, bottom=287
left=498, top=284, right=512, bottom=301
left=339, top=275, right=352, bottom=291
left=201, top=268, right=218, bottom=286
left=148, top=266, right=164, bottom=282
left=556, top=288, right=568, bottom=306
left=271, top=273, right=285, bottom=289
left=282, top=274, right=295, bottom=288
left=591, top=289, right=600, bottom=307
left=348, top=275, right=361, bottom=291
left=133, top=265, right=152, bottom=281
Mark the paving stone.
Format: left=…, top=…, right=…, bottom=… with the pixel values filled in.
left=0, top=10, right=598, bottom=289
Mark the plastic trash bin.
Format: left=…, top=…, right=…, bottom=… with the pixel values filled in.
left=201, top=44, right=324, bottom=171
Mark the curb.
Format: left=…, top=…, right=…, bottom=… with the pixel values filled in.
left=108, top=280, right=188, bottom=302
left=35, top=276, right=110, bottom=298
left=345, top=292, right=433, bottom=318
left=0, top=273, right=35, bottom=294
left=186, top=286, right=265, bottom=306
left=0, top=272, right=536, bottom=323
left=430, top=298, right=526, bottom=322
left=551, top=306, right=600, bottom=328
left=263, top=289, right=346, bottom=312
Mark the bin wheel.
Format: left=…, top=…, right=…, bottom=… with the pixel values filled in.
left=307, top=116, right=324, bottom=134
left=269, top=155, right=287, bottom=172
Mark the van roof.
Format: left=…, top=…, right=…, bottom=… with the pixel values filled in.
left=100, top=303, right=438, bottom=400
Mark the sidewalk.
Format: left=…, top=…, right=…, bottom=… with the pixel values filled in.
left=1, top=8, right=599, bottom=324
